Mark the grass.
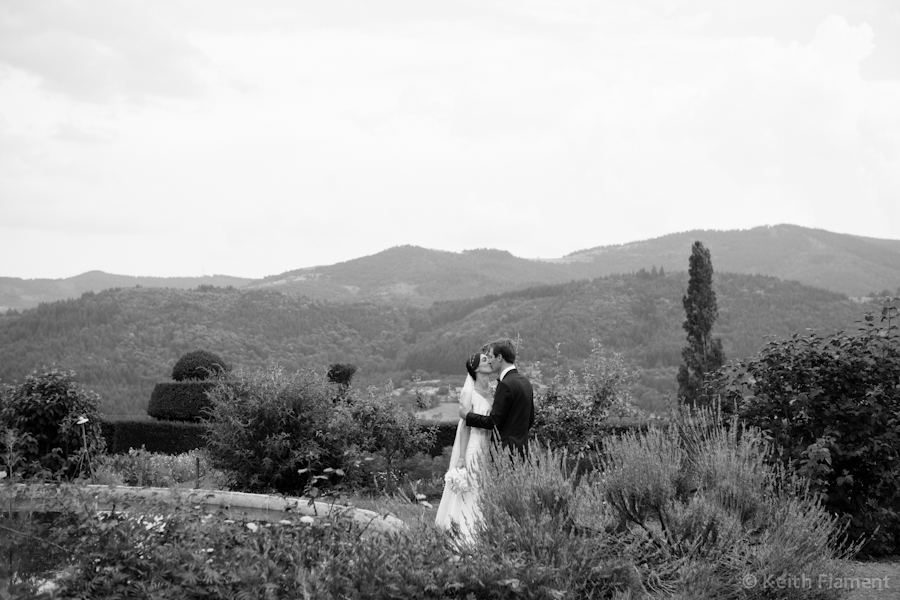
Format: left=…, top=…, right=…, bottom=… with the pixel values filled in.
left=844, top=557, right=900, bottom=600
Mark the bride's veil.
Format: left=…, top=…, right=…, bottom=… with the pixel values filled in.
left=446, top=374, right=473, bottom=473
left=434, top=374, right=473, bottom=530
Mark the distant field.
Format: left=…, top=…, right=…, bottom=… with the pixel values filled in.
left=416, top=401, right=459, bottom=422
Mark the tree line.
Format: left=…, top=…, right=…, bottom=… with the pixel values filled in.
left=0, top=270, right=871, bottom=416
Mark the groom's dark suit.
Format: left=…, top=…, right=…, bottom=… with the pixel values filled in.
left=465, top=368, right=534, bottom=453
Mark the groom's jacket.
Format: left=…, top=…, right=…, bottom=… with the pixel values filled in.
left=466, top=368, right=535, bottom=452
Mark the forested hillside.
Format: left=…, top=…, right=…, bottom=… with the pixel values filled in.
left=0, top=272, right=875, bottom=417
left=405, top=270, right=866, bottom=411
left=0, top=287, right=417, bottom=415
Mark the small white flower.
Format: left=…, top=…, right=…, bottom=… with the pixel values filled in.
left=206, top=548, right=214, bottom=553
left=421, top=501, right=433, bottom=508
left=279, top=519, right=292, bottom=525
left=0, top=470, right=7, bottom=480
left=299, top=516, right=315, bottom=525
left=415, top=493, right=426, bottom=501
left=246, top=522, right=259, bottom=532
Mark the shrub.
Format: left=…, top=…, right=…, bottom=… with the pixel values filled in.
left=592, top=407, right=855, bottom=597
left=532, top=340, right=640, bottom=452
left=0, top=367, right=106, bottom=480
left=171, top=349, right=228, bottom=382
left=147, top=381, right=217, bottom=421
left=704, top=303, right=900, bottom=556
left=342, top=385, right=436, bottom=491
left=203, top=364, right=347, bottom=494
left=468, top=407, right=855, bottom=599
left=204, top=364, right=437, bottom=496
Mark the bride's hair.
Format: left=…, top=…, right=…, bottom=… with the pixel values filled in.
left=465, top=352, right=482, bottom=380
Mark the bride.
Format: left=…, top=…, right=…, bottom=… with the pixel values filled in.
left=434, top=352, right=494, bottom=540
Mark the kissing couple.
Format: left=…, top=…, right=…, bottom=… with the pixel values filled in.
left=433, top=338, right=535, bottom=540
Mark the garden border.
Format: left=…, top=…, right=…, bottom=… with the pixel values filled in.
left=7, top=484, right=405, bottom=534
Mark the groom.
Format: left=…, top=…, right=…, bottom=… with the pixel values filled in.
left=459, top=338, right=535, bottom=455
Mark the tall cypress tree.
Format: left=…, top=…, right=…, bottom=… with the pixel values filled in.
left=677, top=241, right=725, bottom=404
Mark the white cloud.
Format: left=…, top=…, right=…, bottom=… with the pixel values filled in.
left=0, top=0, right=205, bottom=102
left=0, top=1, right=898, bottom=278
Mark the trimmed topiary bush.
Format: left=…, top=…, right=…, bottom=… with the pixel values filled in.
left=147, top=381, right=216, bottom=422
left=171, top=350, right=229, bottom=382
left=326, top=363, right=357, bottom=387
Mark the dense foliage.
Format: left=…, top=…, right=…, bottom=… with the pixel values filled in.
left=0, top=367, right=106, bottom=480
left=532, top=341, right=641, bottom=452
left=677, top=241, right=725, bottom=404
left=102, top=419, right=207, bottom=455
left=0, top=287, right=415, bottom=415
left=203, top=364, right=435, bottom=495
left=327, top=362, right=357, bottom=387
left=146, top=381, right=216, bottom=421
left=473, top=408, right=855, bottom=599
left=0, top=273, right=869, bottom=416
left=171, top=349, right=229, bottom=381
left=705, top=303, right=900, bottom=557
left=203, top=364, right=346, bottom=493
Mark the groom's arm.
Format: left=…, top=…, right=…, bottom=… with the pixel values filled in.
left=465, top=382, right=511, bottom=431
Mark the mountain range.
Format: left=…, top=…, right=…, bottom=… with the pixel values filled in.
left=1, top=223, right=897, bottom=417
left=3, top=224, right=899, bottom=311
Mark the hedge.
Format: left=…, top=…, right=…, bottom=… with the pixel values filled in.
left=419, top=420, right=459, bottom=457
left=100, top=418, right=656, bottom=457
left=422, top=417, right=657, bottom=457
left=101, top=420, right=207, bottom=455
left=147, top=381, right=216, bottom=422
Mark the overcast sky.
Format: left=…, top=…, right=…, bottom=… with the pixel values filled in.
left=1, top=0, right=899, bottom=280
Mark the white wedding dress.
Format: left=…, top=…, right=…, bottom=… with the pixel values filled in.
left=434, top=376, right=493, bottom=541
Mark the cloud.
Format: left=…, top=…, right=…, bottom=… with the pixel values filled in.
left=1, top=1, right=899, bottom=278
left=0, top=0, right=205, bottom=102
left=52, top=122, right=113, bottom=144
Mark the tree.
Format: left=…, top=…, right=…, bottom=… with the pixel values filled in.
left=677, top=241, right=724, bottom=404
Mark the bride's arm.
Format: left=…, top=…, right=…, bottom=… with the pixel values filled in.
left=455, top=392, right=472, bottom=468
left=456, top=419, right=470, bottom=469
